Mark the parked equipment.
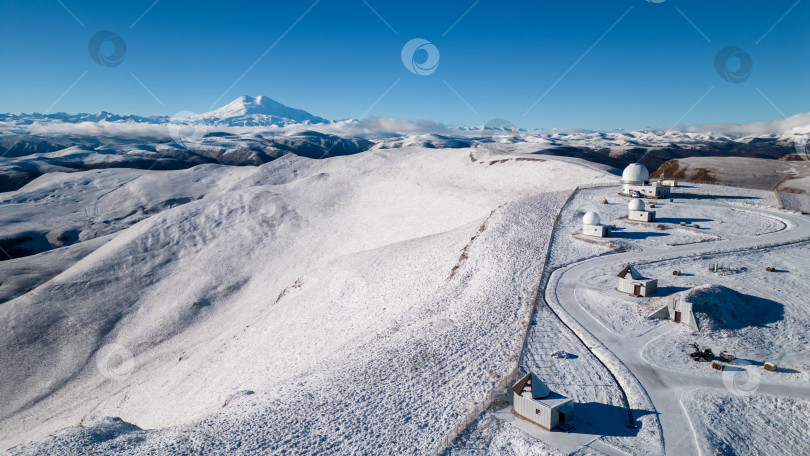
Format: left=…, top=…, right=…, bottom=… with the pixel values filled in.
left=688, top=343, right=714, bottom=362
left=718, top=352, right=735, bottom=364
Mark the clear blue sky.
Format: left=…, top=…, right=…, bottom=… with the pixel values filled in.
left=1, top=0, right=808, bottom=130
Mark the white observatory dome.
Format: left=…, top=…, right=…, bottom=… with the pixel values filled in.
left=622, top=163, right=650, bottom=184
left=628, top=198, right=645, bottom=211
left=583, top=211, right=600, bottom=226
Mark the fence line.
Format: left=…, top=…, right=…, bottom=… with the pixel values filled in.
left=427, top=186, right=582, bottom=456
left=576, top=181, right=617, bottom=189
left=669, top=177, right=782, bottom=192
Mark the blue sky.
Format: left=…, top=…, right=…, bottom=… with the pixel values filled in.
left=1, top=0, right=808, bottom=130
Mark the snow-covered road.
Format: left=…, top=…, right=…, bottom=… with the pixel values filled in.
left=545, top=199, right=810, bottom=456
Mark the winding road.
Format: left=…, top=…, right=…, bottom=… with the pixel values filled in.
left=545, top=197, right=810, bottom=455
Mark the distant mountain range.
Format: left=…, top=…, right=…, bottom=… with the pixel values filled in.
left=0, top=95, right=329, bottom=127
left=2, top=95, right=808, bottom=147
left=1, top=95, right=809, bottom=195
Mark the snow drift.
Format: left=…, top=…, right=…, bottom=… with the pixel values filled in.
left=681, top=284, right=784, bottom=333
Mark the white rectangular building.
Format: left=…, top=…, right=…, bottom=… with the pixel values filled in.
left=512, top=373, right=574, bottom=431
left=623, top=182, right=671, bottom=198
left=617, top=265, right=658, bottom=297
left=629, top=209, right=656, bottom=222
left=583, top=224, right=609, bottom=237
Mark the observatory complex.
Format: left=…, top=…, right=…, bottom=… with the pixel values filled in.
left=621, top=163, right=671, bottom=198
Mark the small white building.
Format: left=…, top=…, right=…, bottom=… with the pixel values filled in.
left=666, top=296, right=696, bottom=330
left=628, top=198, right=656, bottom=222
left=582, top=211, right=609, bottom=238
left=649, top=296, right=697, bottom=330
left=512, top=372, right=574, bottom=431
left=621, top=163, right=671, bottom=198
left=617, top=264, right=658, bottom=297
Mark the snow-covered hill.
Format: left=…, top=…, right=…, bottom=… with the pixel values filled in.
left=652, top=156, right=810, bottom=203
left=3, top=97, right=810, bottom=454
left=0, top=146, right=615, bottom=453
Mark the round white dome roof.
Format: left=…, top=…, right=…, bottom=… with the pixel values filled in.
left=628, top=198, right=645, bottom=211
left=583, top=211, right=600, bottom=226
left=622, top=163, right=650, bottom=184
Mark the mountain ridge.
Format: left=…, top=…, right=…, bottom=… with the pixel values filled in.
left=0, top=95, right=330, bottom=127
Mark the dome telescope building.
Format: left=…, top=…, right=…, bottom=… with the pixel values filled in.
left=620, top=163, right=671, bottom=198
left=628, top=198, right=656, bottom=222
left=582, top=211, right=609, bottom=238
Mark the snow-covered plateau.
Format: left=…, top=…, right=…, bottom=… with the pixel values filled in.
left=3, top=98, right=810, bottom=455
left=1, top=145, right=617, bottom=454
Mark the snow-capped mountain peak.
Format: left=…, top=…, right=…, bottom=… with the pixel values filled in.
left=197, top=95, right=329, bottom=126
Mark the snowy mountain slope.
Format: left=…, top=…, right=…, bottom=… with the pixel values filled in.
left=0, top=130, right=373, bottom=193
left=653, top=156, right=810, bottom=193
left=0, top=147, right=615, bottom=453
left=0, top=165, right=249, bottom=282
left=195, top=95, right=328, bottom=126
